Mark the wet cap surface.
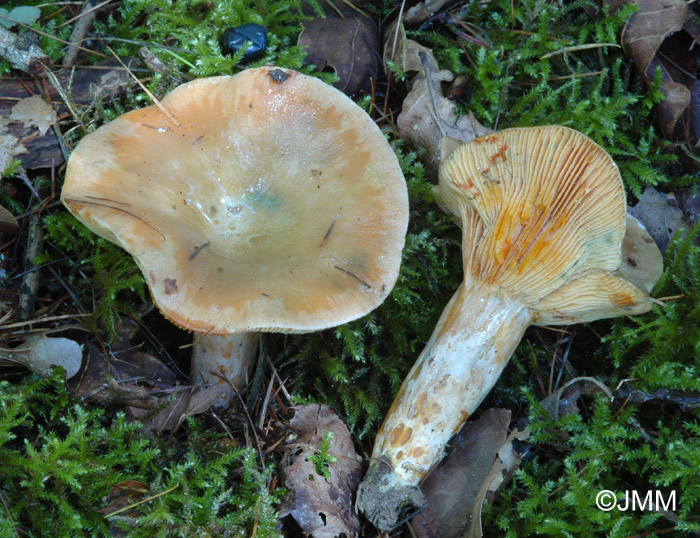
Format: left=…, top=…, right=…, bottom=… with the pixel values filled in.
left=62, top=68, right=408, bottom=334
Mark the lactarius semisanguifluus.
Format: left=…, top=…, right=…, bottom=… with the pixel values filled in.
left=61, top=67, right=409, bottom=407
left=356, top=125, right=661, bottom=530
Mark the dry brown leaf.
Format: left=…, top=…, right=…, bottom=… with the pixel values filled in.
left=9, top=94, right=57, bottom=135
left=280, top=404, right=363, bottom=538
left=619, top=0, right=699, bottom=143
left=98, top=480, right=150, bottom=518
left=0, top=117, right=27, bottom=173
left=678, top=187, right=700, bottom=223
left=142, top=385, right=222, bottom=434
left=298, top=1, right=381, bottom=96
left=0, top=58, right=136, bottom=169
left=403, top=0, right=454, bottom=27
left=0, top=203, right=19, bottom=239
left=464, top=426, right=530, bottom=538
left=413, top=408, right=511, bottom=538
left=68, top=341, right=177, bottom=403
left=391, top=25, right=491, bottom=178
left=621, top=0, right=687, bottom=74
left=383, top=19, right=437, bottom=78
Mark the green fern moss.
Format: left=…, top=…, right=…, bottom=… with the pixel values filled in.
left=0, top=373, right=282, bottom=537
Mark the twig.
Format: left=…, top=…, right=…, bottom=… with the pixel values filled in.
left=16, top=197, right=44, bottom=322
left=58, top=0, right=113, bottom=29
left=614, top=386, right=700, bottom=411
left=0, top=313, right=90, bottom=331
left=257, top=374, right=276, bottom=430
left=266, top=356, right=293, bottom=406
left=0, top=488, right=20, bottom=538
left=47, top=265, right=87, bottom=314
left=106, top=46, right=181, bottom=128
left=540, top=43, right=620, bottom=60
left=104, top=483, right=180, bottom=518
left=44, top=68, right=85, bottom=137
left=17, top=168, right=40, bottom=201
left=0, top=25, right=52, bottom=76
left=63, top=0, right=101, bottom=67
left=228, top=380, right=266, bottom=467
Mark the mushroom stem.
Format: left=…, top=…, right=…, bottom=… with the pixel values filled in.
left=356, top=276, right=532, bottom=530
left=191, top=332, right=260, bottom=406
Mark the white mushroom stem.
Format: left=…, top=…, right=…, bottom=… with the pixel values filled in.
left=191, top=332, right=260, bottom=406
left=358, top=126, right=660, bottom=531
left=370, top=277, right=532, bottom=486
left=356, top=278, right=532, bottom=528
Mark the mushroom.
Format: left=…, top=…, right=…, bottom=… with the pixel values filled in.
left=619, top=214, right=664, bottom=294
left=356, top=125, right=662, bottom=530
left=61, top=67, right=409, bottom=406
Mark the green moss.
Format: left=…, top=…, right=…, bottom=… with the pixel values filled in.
left=97, top=0, right=320, bottom=82
left=416, top=0, right=682, bottom=197
left=37, top=212, right=148, bottom=336
left=607, top=224, right=700, bottom=391
left=309, top=432, right=337, bottom=480
left=489, top=390, right=700, bottom=537
left=6, top=0, right=700, bottom=534
left=0, top=373, right=282, bottom=537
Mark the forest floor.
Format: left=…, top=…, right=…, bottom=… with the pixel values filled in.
left=1, top=0, right=700, bottom=537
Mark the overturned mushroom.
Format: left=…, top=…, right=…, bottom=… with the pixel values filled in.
left=61, top=67, right=408, bottom=406
left=356, top=126, right=661, bottom=530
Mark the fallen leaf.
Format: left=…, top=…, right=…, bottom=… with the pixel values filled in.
left=298, top=0, right=381, bottom=96
left=0, top=57, right=137, bottom=169
left=383, top=19, right=436, bottom=77
left=464, top=426, right=529, bottom=538
left=413, top=408, right=511, bottom=538
left=619, top=214, right=664, bottom=294
left=140, top=385, right=222, bottom=434
left=0, top=334, right=82, bottom=378
left=621, top=0, right=687, bottom=75
left=0, top=117, right=27, bottom=173
left=0, top=203, right=19, bottom=239
left=628, top=186, right=692, bottom=253
left=403, top=0, right=453, bottom=27
left=68, top=342, right=177, bottom=403
left=98, top=480, right=150, bottom=518
left=0, top=6, right=42, bottom=29
left=390, top=24, right=491, bottom=178
left=280, top=404, right=363, bottom=538
left=618, top=0, right=700, bottom=145
left=677, top=187, right=700, bottom=223
left=9, top=94, right=58, bottom=135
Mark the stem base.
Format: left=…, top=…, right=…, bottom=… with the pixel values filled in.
left=355, top=458, right=425, bottom=532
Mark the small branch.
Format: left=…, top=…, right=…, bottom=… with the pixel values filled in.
left=63, top=0, right=100, bottom=67
left=104, top=483, right=180, bottom=519
left=614, top=386, right=700, bottom=411
left=0, top=26, right=52, bottom=76
left=540, top=43, right=620, bottom=60
left=16, top=203, right=43, bottom=322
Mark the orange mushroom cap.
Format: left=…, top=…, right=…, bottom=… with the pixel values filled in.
left=62, top=67, right=408, bottom=334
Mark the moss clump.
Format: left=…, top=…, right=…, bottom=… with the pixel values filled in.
left=417, top=0, right=682, bottom=197
left=0, top=373, right=282, bottom=537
